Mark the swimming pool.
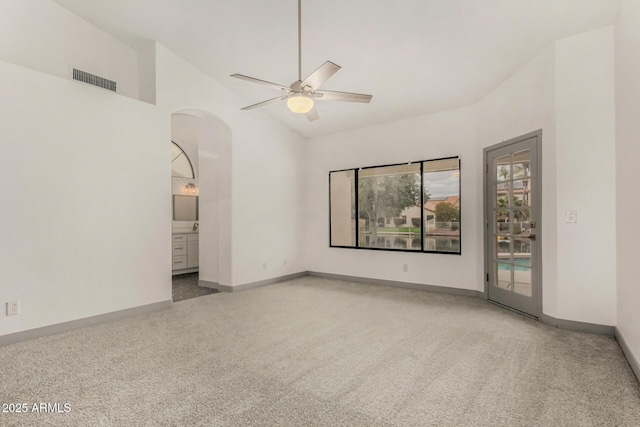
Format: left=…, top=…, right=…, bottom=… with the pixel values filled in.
left=497, top=258, right=531, bottom=271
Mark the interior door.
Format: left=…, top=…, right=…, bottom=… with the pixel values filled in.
left=484, top=131, right=541, bottom=317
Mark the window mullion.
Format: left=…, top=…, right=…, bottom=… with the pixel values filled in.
left=355, top=169, right=360, bottom=248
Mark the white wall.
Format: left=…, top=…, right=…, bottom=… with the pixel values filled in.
left=0, top=60, right=168, bottom=336
left=138, top=42, right=156, bottom=104
left=0, top=1, right=306, bottom=338
left=154, top=45, right=307, bottom=288
left=0, top=0, right=140, bottom=99
left=307, top=25, right=618, bottom=327
left=195, top=116, right=223, bottom=285
left=306, top=106, right=481, bottom=291
left=555, top=27, right=616, bottom=325
left=0, top=0, right=625, bottom=339
left=476, top=27, right=616, bottom=326
left=305, top=44, right=555, bottom=296
left=615, top=0, right=640, bottom=364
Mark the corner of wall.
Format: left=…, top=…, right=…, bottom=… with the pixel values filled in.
left=138, top=42, right=157, bottom=104
left=554, top=24, right=616, bottom=326
left=614, top=0, right=640, bottom=371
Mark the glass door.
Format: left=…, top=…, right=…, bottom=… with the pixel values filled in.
left=485, top=132, right=541, bottom=317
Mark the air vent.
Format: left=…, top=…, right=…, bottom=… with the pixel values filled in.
left=72, top=68, right=116, bottom=92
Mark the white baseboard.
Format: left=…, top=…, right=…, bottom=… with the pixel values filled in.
left=210, top=272, right=307, bottom=292
left=198, top=279, right=218, bottom=289
left=307, top=271, right=484, bottom=299
left=538, top=313, right=615, bottom=336
left=1, top=269, right=629, bottom=377
left=615, top=327, right=640, bottom=383
left=0, top=300, right=172, bottom=347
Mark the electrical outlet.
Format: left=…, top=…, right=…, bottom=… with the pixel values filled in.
left=403, top=264, right=409, bottom=273
left=283, top=259, right=287, bottom=267
left=6, top=300, right=19, bottom=316
left=566, top=210, right=577, bottom=223
left=262, top=262, right=267, bottom=270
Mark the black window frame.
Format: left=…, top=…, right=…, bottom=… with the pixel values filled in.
left=171, top=141, right=195, bottom=179
left=329, top=156, right=461, bottom=255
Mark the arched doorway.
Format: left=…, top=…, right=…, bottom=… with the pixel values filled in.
left=170, top=109, right=232, bottom=300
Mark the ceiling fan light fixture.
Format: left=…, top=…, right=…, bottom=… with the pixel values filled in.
left=287, top=94, right=314, bottom=114
left=230, top=0, right=371, bottom=120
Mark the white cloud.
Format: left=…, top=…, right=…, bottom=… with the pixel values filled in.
left=424, top=170, right=459, bottom=198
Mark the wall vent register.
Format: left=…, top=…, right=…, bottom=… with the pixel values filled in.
left=72, top=68, right=117, bottom=92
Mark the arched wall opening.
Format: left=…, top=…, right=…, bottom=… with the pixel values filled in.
left=171, top=109, right=232, bottom=287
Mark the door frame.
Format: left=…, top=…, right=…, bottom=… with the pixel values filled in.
left=483, top=129, right=543, bottom=317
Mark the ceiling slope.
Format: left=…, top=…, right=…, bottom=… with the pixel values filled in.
left=54, top=0, right=620, bottom=138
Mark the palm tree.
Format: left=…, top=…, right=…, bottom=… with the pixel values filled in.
left=498, top=165, right=510, bottom=181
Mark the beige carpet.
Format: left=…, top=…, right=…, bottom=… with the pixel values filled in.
left=1, top=277, right=639, bottom=426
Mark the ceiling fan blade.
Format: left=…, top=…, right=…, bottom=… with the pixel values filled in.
left=231, top=74, right=291, bottom=92
left=315, top=90, right=373, bottom=103
left=300, top=61, right=341, bottom=91
left=241, top=95, right=288, bottom=111
left=305, top=107, right=319, bottom=122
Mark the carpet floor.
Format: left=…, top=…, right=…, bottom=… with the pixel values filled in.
left=0, top=277, right=639, bottom=426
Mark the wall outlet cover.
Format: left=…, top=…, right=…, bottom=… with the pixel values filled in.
left=7, top=300, right=19, bottom=316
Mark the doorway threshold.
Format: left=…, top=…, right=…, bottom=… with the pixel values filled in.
left=487, top=299, right=538, bottom=321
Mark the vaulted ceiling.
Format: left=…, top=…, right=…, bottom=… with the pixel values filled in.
left=53, top=0, right=620, bottom=138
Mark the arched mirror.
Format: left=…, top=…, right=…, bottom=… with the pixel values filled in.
left=171, top=141, right=195, bottom=179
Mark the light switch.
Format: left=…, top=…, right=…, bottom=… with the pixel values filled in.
left=566, top=210, right=577, bottom=223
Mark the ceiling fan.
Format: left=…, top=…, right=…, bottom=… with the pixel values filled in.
left=231, top=0, right=372, bottom=122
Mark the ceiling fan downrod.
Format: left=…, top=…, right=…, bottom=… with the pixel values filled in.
left=298, top=0, right=302, bottom=82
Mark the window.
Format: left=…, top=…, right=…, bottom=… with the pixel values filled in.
left=358, top=163, right=421, bottom=250
left=423, top=158, right=461, bottom=254
left=171, top=141, right=195, bottom=179
left=329, top=170, right=356, bottom=247
left=329, top=157, right=461, bottom=254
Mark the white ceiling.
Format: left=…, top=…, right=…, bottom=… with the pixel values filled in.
left=53, top=0, right=620, bottom=139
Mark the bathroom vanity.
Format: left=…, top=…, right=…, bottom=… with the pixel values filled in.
left=172, top=230, right=199, bottom=275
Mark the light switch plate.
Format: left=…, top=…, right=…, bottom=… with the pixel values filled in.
left=566, top=210, right=577, bottom=223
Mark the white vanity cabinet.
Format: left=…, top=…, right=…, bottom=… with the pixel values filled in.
left=172, top=232, right=198, bottom=274
left=187, top=233, right=199, bottom=268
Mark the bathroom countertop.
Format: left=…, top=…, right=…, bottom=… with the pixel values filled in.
left=172, top=229, right=199, bottom=235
